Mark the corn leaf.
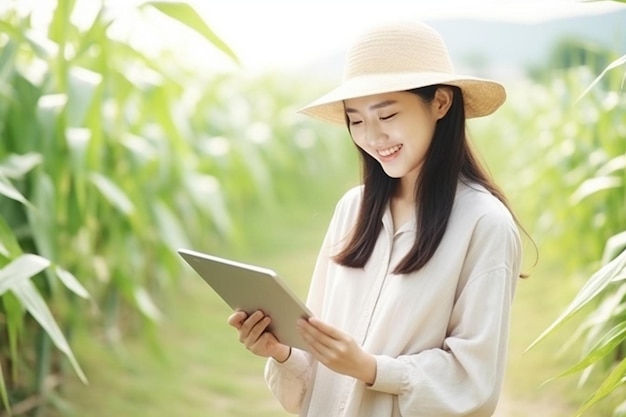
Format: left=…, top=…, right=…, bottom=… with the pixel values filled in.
left=527, top=249, right=626, bottom=351
left=0, top=215, right=21, bottom=258
left=144, top=1, right=239, bottom=65
left=575, top=356, right=626, bottom=417
left=11, top=279, right=87, bottom=384
left=0, top=152, right=43, bottom=178
left=2, top=292, right=23, bottom=384
left=48, top=0, right=76, bottom=46
left=0, top=254, right=50, bottom=296
left=67, top=67, right=102, bottom=127
left=603, top=231, right=626, bottom=265
left=570, top=176, right=622, bottom=205
left=89, top=172, right=135, bottom=215
left=550, top=321, right=626, bottom=381
left=0, top=256, right=87, bottom=384
left=133, top=287, right=162, bottom=322
left=0, top=356, right=10, bottom=416
left=576, top=54, right=626, bottom=102
left=27, top=172, right=57, bottom=261
left=0, top=172, right=32, bottom=208
left=153, top=201, right=190, bottom=251
left=54, top=265, right=90, bottom=299
left=185, top=174, right=233, bottom=236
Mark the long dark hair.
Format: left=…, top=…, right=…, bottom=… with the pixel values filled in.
left=333, top=84, right=524, bottom=275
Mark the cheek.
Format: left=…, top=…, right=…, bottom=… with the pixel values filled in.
left=349, top=130, right=367, bottom=149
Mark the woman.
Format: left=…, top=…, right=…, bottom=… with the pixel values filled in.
left=228, top=20, right=524, bottom=417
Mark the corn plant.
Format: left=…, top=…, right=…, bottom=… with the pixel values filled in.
left=525, top=51, right=626, bottom=416
left=0, top=0, right=355, bottom=414
left=0, top=0, right=240, bottom=414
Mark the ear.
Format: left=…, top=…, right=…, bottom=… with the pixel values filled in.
left=433, top=87, right=453, bottom=120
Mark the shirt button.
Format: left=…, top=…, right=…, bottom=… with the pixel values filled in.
left=339, top=403, right=345, bottom=410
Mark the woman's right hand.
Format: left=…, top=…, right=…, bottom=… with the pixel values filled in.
left=227, top=309, right=291, bottom=362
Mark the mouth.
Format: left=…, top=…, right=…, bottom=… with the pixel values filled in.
left=377, top=144, right=403, bottom=157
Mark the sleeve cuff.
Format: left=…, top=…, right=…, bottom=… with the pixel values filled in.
left=367, top=355, right=406, bottom=395
left=267, top=347, right=310, bottom=376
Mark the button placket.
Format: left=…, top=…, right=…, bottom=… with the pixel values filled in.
left=354, top=219, right=394, bottom=346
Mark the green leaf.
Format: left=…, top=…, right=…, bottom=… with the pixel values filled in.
left=134, top=286, right=162, bottom=322
left=27, top=172, right=57, bottom=261
left=574, top=356, right=626, bottom=417
left=23, top=31, right=59, bottom=62
left=576, top=54, right=626, bottom=102
left=552, top=321, right=626, bottom=380
left=48, top=0, right=77, bottom=46
left=153, top=201, right=190, bottom=251
left=89, top=172, right=135, bottom=215
left=0, top=172, right=32, bottom=207
left=54, top=265, right=90, bottom=299
left=570, top=176, right=622, bottom=204
left=0, top=215, right=22, bottom=258
left=603, top=231, right=626, bottom=265
left=185, top=174, right=233, bottom=236
left=144, top=1, right=240, bottom=65
left=11, top=279, right=87, bottom=384
left=0, top=254, right=51, bottom=296
left=67, top=67, right=102, bottom=127
left=2, top=292, right=23, bottom=383
left=596, top=155, right=626, bottom=177
left=0, top=152, right=43, bottom=178
left=527, top=249, right=626, bottom=351
left=0, top=357, right=10, bottom=416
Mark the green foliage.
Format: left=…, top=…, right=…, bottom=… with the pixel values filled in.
left=518, top=51, right=626, bottom=415
left=0, top=0, right=352, bottom=414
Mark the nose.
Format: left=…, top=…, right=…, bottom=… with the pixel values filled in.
left=365, top=122, right=387, bottom=146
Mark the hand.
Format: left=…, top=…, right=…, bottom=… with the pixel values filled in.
left=227, top=310, right=291, bottom=362
left=297, top=317, right=376, bottom=384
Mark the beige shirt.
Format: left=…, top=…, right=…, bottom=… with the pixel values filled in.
left=265, top=182, right=522, bottom=417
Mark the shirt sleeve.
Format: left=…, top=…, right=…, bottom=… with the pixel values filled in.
left=264, top=347, right=314, bottom=413
left=264, top=191, right=351, bottom=412
left=367, top=210, right=522, bottom=416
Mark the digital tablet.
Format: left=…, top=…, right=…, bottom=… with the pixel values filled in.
left=177, top=248, right=312, bottom=351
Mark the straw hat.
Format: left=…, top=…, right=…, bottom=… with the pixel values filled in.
left=298, top=20, right=506, bottom=124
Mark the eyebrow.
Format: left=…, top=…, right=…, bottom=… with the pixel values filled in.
left=344, top=100, right=397, bottom=114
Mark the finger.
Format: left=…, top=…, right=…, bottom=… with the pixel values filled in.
left=307, top=317, right=343, bottom=340
left=297, top=319, right=336, bottom=352
left=239, top=310, right=265, bottom=340
left=227, top=310, right=248, bottom=329
left=245, top=316, right=272, bottom=349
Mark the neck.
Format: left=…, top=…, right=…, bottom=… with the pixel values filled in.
left=396, top=170, right=419, bottom=202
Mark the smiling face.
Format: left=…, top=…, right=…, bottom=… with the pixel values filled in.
left=344, top=89, right=451, bottom=189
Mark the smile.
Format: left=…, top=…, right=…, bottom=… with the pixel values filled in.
left=378, top=144, right=403, bottom=157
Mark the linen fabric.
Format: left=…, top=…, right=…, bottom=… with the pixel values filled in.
left=264, top=181, right=522, bottom=417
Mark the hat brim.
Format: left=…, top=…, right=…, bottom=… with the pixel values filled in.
left=298, top=72, right=506, bottom=125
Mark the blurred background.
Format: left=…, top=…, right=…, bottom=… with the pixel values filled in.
left=0, top=0, right=625, bottom=416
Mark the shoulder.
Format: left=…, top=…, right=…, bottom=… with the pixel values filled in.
left=325, top=185, right=363, bottom=235
left=334, top=185, right=364, bottom=214
left=452, top=181, right=521, bottom=250
left=452, top=182, right=523, bottom=277
left=454, top=182, right=515, bottom=226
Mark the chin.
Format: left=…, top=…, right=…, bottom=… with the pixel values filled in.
left=382, top=170, right=404, bottom=179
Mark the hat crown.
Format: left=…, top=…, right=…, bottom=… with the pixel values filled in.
left=343, top=21, right=455, bottom=81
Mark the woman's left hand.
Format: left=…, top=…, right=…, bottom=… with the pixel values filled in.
left=297, top=317, right=377, bottom=385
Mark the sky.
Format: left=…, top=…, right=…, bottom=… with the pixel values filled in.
left=16, top=0, right=626, bottom=74
left=184, top=0, right=625, bottom=73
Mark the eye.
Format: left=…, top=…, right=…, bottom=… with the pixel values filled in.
left=380, top=113, right=397, bottom=121
left=348, top=119, right=362, bottom=126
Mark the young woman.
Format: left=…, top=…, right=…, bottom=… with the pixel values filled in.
left=228, top=20, right=524, bottom=417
